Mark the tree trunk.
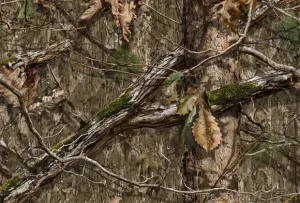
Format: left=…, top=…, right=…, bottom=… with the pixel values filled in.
left=0, top=0, right=299, bottom=203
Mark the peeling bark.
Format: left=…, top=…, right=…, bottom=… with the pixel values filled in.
left=6, top=40, right=73, bottom=69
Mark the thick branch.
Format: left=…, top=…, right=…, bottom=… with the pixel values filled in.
left=207, top=71, right=296, bottom=112
left=7, top=40, right=73, bottom=68
left=0, top=2, right=291, bottom=200
left=126, top=103, right=183, bottom=128
left=1, top=48, right=185, bottom=202
left=1, top=68, right=298, bottom=202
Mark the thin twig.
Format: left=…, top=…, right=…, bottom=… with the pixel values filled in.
left=142, top=2, right=182, bottom=24
left=63, top=155, right=298, bottom=201
left=0, top=75, right=63, bottom=162
left=267, top=2, right=300, bottom=23
left=54, top=1, right=112, bottom=54
left=0, top=0, right=22, bottom=5
left=239, top=46, right=300, bottom=77
left=188, top=0, right=255, bottom=73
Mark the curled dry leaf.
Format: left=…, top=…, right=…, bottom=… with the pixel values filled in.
left=192, top=108, right=222, bottom=150
left=119, top=1, right=136, bottom=42
left=79, top=0, right=102, bottom=21
left=109, top=0, right=124, bottom=26
left=79, top=0, right=137, bottom=42
left=215, top=0, right=258, bottom=30
left=0, top=66, right=39, bottom=106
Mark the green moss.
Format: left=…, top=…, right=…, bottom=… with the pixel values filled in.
left=0, top=174, right=21, bottom=192
left=0, top=57, right=14, bottom=66
left=107, top=46, right=143, bottom=83
left=52, top=134, right=77, bottom=150
left=52, top=89, right=131, bottom=150
left=284, top=194, right=300, bottom=203
left=94, top=90, right=132, bottom=121
left=207, top=82, right=259, bottom=106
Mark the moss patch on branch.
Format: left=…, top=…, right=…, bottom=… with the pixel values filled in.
left=94, top=90, right=132, bottom=121
left=52, top=134, right=77, bottom=150
left=284, top=194, right=300, bottom=203
left=52, top=89, right=132, bottom=150
left=0, top=57, right=14, bottom=66
left=0, top=174, right=21, bottom=192
left=207, top=82, right=259, bottom=106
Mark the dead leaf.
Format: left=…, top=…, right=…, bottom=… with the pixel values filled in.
left=79, top=0, right=102, bottom=21
left=110, top=0, right=124, bottom=17
left=119, top=1, right=136, bottom=42
left=192, top=107, right=222, bottom=150
left=215, top=0, right=258, bottom=30
left=186, top=86, right=198, bottom=95
left=294, top=82, right=300, bottom=89
left=216, top=0, right=242, bottom=30
left=223, top=40, right=230, bottom=49
left=89, top=0, right=136, bottom=41
left=0, top=66, right=39, bottom=106
left=109, top=196, right=122, bottom=203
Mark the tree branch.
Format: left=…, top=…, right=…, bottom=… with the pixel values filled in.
left=239, top=46, right=300, bottom=77
left=54, top=1, right=112, bottom=54
left=9, top=40, right=73, bottom=68
left=0, top=2, right=294, bottom=200
left=2, top=66, right=299, bottom=201
left=2, top=47, right=300, bottom=202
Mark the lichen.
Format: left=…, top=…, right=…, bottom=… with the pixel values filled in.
left=94, top=90, right=132, bottom=121
left=0, top=174, right=21, bottom=192
left=207, top=82, right=259, bottom=106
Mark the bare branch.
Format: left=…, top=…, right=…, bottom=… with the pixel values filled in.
left=188, top=0, right=255, bottom=73
left=239, top=46, right=300, bottom=77
left=267, top=1, right=300, bottom=23
left=0, top=75, right=62, bottom=162
left=0, top=40, right=73, bottom=69
left=53, top=2, right=112, bottom=54
left=142, top=2, right=182, bottom=24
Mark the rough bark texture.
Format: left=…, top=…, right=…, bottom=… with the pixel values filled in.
left=0, top=0, right=300, bottom=202
left=1, top=1, right=185, bottom=202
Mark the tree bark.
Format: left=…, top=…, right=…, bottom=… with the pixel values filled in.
left=0, top=0, right=294, bottom=202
